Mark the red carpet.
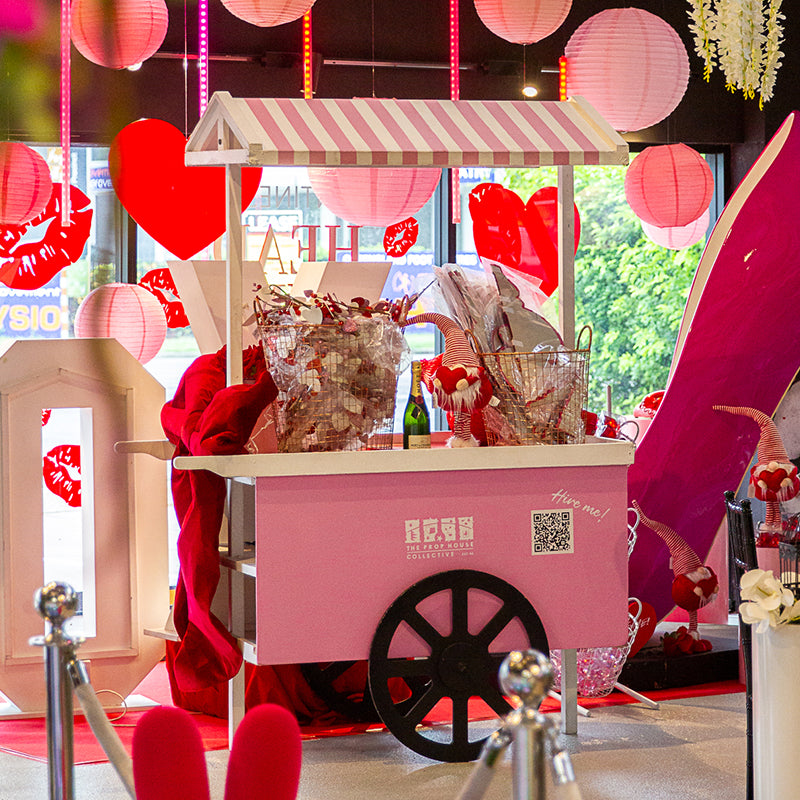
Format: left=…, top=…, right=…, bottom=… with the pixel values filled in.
left=0, top=662, right=744, bottom=765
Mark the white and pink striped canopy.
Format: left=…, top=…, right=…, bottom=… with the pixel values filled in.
left=185, top=91, right=628, bottom=169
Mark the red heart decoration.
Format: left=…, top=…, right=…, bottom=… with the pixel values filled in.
left=468, top=183, right=580, bottom=297
left=109, top=119, right=262, bottom=260
left=627, top=598, right=657, bottom=658
left=435, top=365, right=474, bottom=394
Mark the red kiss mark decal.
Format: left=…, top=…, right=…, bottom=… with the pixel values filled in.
left=43, top=444, right=81, bottom=508
left=383, top=217, right=418, bottom=257
left=41, top=408, right=51, bottom=426
left=0, top=183, right=92, bottom=290
left=109, top=118, right=263, bottom=260
left=468, top=183, right=580, bottom=297
left=139, top=267, right=189, bottom=328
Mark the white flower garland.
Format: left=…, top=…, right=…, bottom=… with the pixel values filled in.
left=686, top=0, right=784, bottom=107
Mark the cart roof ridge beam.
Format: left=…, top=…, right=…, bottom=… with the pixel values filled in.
left=185, top=92, right=629, bottom=168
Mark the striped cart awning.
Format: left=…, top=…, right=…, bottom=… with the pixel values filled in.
left=185, top=92, right=628, bottom=169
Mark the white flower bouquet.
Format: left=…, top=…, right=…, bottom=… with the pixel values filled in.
left=739, top=568, right=800, bottom=632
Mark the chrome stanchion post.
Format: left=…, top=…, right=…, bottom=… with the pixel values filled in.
left=499, top=650, right=552, bottom=800
left=456, top=650, right=584, bottom=800
left=30, top=582, right=81, bottom=800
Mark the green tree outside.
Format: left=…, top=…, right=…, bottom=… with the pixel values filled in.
left=504, top=166, right=703, bottom=416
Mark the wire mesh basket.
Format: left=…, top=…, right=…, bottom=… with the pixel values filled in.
left=257, top=318, right=407, bottom=453
left=478, top=326, right=591, bottom=446
left=779, top=540, right=800, bottom=596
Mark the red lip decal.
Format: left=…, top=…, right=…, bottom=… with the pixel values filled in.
left=468, top=183, right=580, bottom=297
left=383, top=217, right=418, bottom=257
left=139, top=267, right=190, bottom=328
left=0, top=183, right=93, bottom=290
left=41, top=408, right=51, bottom=426
left=109, top=118, right=262, bottom=260
left=43, top=444, right=81, bottom=508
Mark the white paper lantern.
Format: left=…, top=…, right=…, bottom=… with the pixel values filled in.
left=563, top=8, right=689, bottom=132
left=308, top=167, right=441, bottom=228
left=71, top=0, right=169, bottom=69
left=74, top=283, right=167, bottom=364
left=474, top=0, right=572, bottom=45
left=642, top=208, right=710, bottom=250
left=220, top=0, right=315, bottom=27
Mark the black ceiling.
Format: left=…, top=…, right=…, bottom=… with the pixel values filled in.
left=55, top=1, right=800, bottom=167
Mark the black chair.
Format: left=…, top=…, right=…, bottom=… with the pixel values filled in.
left=724, top=489, right=758, bottom=800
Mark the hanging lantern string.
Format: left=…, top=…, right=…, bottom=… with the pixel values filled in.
left=371, top=0, right=376, bottom=98
left=198, top=0, right=209, bottom=117
left=60, top=0, right=71, bottom=227
left=302, top=10, right=312, bottom=99
left=183, top=0, right=189, bottom=135
left=450, top=0, right=460, bottom=224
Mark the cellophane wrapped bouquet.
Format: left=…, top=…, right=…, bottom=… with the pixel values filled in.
left=254, top=286, right=411, bottom=452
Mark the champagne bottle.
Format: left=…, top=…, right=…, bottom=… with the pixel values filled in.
left=403, top=360, right=431, bottom=450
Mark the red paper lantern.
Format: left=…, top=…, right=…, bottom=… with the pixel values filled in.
left=307, top=167, right=441, bottom=228
left=220, top=0, right=315, bottom=27
left=563, top=8, right=688, bottom=132
left=642, top=208, right=710, bottom=250
left=71, top=0, right=168, bottom=69
left=625, top=144, right=714, bottom=229
left=474, top=0, right=572, bottom=45
left=74, top=283, right=167, bottom=364
left=0, top=142, right=53, bottom=226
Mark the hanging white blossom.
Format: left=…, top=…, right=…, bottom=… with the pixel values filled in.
left=686, top=0, right=784, bottom=107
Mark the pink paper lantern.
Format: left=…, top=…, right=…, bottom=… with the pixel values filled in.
left=0, top=142, right=53, bottom=226
left=625, top=144, right=714, bottom=229
left=71, top=0, right=168, bottom=69
left=220, top=0, right=315, bottom=27
left=563, top=8, right=689, bottom=132
left=642, top=208, right=710, bottom=250
left=307, top=167, right=441, bottom=228
left=74, top=283, right=167, bottom=364
left=474, top=0, right=572, bottom=45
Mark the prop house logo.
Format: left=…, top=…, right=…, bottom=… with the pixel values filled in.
left=404, top=517, right=475, bottom=560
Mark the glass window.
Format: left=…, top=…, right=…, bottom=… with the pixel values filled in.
left=454, top=162, right=715, bottom=417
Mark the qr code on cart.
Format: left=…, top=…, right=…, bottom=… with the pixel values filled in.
left=531, top=509, right=574, bottom=555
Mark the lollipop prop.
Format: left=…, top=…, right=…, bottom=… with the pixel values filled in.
left=455, top=650, right=583, bottom=800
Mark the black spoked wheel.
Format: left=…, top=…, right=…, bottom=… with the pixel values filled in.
left=299, top=661, right=380, bottom=722
left=368, top=569, right=548, bottom=762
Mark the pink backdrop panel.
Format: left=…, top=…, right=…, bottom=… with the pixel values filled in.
left=628, top=111, right=800, bottom=620
left=254, top=463, right=630, bottom=664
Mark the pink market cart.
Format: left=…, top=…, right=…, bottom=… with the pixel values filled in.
left=172, top=90, right=634, bottom=761
left=175, top=439, right=634, bottom=762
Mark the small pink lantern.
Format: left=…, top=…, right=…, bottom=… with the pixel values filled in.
left=71, top=0, right=168, bottom=69
left=0, top=142, right=53, bottom=226
left=563, top=8, right=689, bottom=132
left=625, top=144, right=714, bottom=229
left=307, top=167, right=441, bottom=228
left=74, top=283, right=167, bottom=364
left=474, top=0, right=572, bottom=45
left=642, top=208, right=710, bottom=250
left=220, top=0, right=315, bottom=27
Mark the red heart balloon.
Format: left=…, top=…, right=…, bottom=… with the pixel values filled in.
left=627, top=598, right=657, bottom=658
left=468, top=183, right=580, bottom=297
left=109, top=119, right=262, bottom=260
